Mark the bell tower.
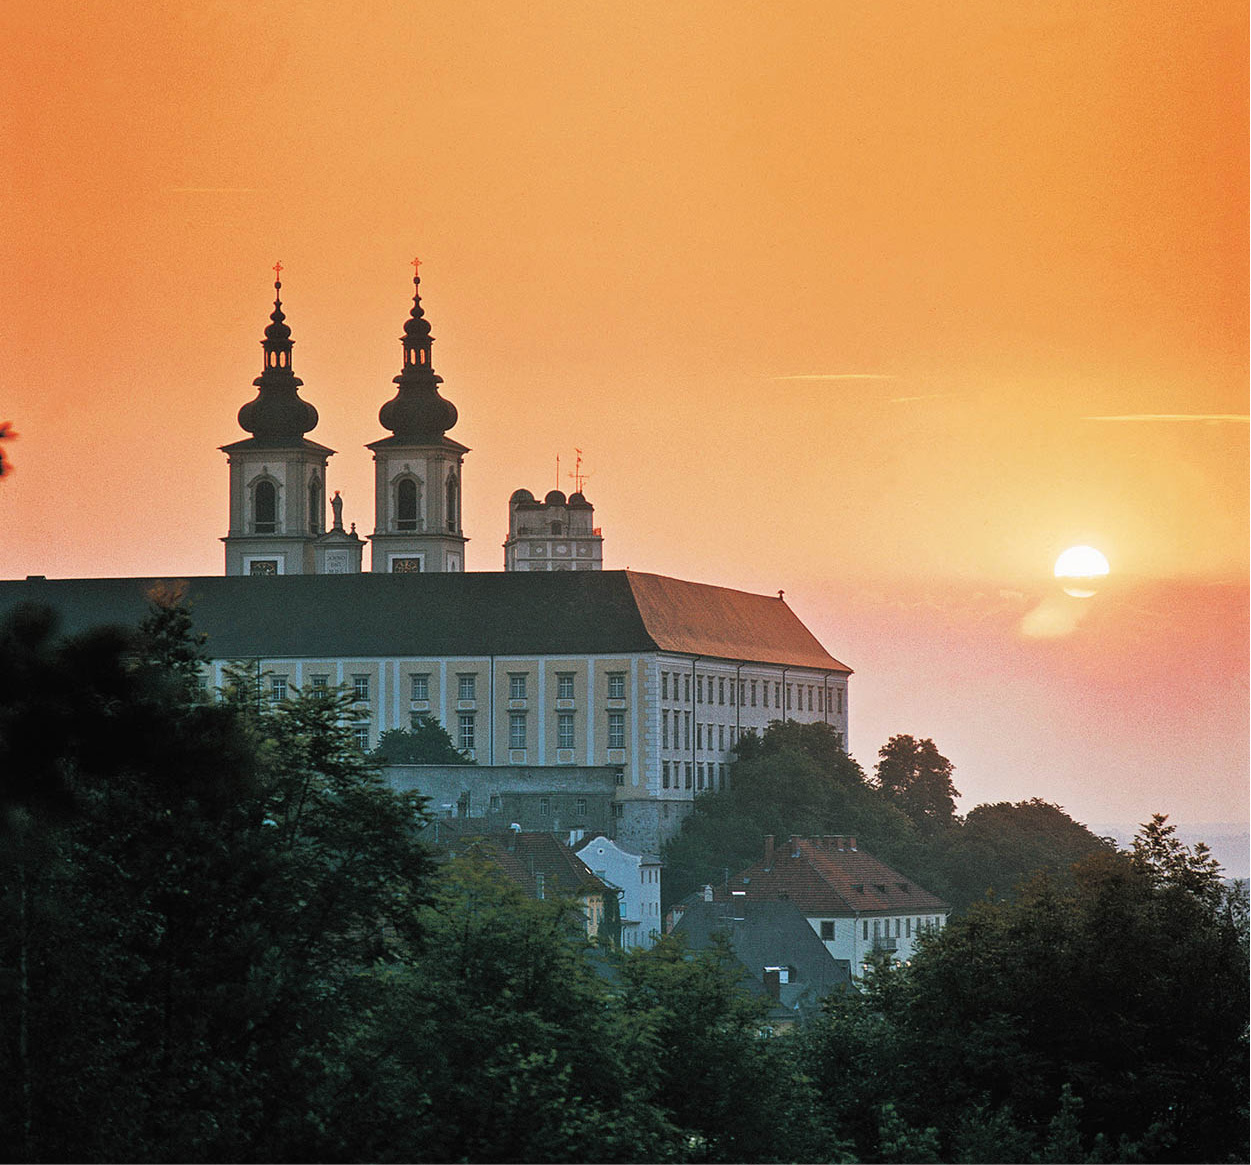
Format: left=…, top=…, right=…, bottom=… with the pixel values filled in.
left=221, top=266, right=362, bottom=575
left=367, top=261, right=469, bottom=572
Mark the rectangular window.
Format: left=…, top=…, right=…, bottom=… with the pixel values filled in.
left=270, top=676, right=287, bottom=702
left=662, top=761, right=670, bottom=789
left=576, top=797, right=587, bottom=816
left=718, top=677, right=725, bottom=705
left=557, top=672, right=575, bottom=700
left=718, top=724, right=725, bottom=750
left=410, top=673, right=429, bottom=701
left=509, top=673, right=527, bottom=700
left=719, top=764, right=727, bottom=790
left=612, top=802, right=624, bottom=819
left=310, top=674, right=329, bottom=691
left=696, top=676, right=704, bottom=704
left=662, top=709, right=670, bottom=749
left=683, top=712, right=691, bottom=749
left=696, top=723, right=703, bottom=750
left=820, top=920, right=835, bottom=941
left=608, top=711, right=625, bottom=749
left=458, top=713, right=475, bottom=751
left=509, top=712, right=526, bottom=749
left=558, top=712, right=575, bottom=749
left=615, top=768, right=625, bottom=786
left=684, top=762, right=692, bottom=789
left=774, top=682, right=781, bottom=706
left=763, top=682, right=769, bottom=708
left=838, top=688, right=844, bottom=714
left=696, top=763, right=705, bottom=790
left=906, top=917, right=911, bottom=938
left=353, top=674, right=370, bottom=701
left=607, top=672, right=626, bottom=699
left=458, top=674, right=476, bottom=701
left=661, top=671, right=669, bottom=700
left=808, top=686, right=814, bottom=711
left=489, top=793, right=501, bottom=812
left=353, top=725, right=370, bottom=751
left=539, top=797, right=550, bottom=816
left=684, top=674, right=691, bottom=702
left=751, top=680, right=757, bottom=707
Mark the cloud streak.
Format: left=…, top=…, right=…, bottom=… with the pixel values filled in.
left=165, top=186, right=260, bottom=194
left=770, top=373, right=894, bottom=381
left=1083, top=413, right=1249, bottom=423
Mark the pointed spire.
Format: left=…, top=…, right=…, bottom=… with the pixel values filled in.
left=238, top=264, right=319, bottom=445
left=378, top=260, right=458, bottom=442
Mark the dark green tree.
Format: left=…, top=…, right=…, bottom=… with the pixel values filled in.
left=872, top=734, right=960, bottom=834
left=857, top=819, right=1249, bottom=1163
left=937, top=798, right=1113, bottom=912
left=371, top=715, right=474, bottom=765
left=0, top=602, right=434, bottom=1163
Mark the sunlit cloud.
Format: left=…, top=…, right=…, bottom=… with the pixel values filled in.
left=1020, top=593, right=1091, bottom=639
left=888, top=393, right=950, bottom=404
left=769, top=373, right=894, bottom=381
left=1083, top=413, right=1249, bottom=423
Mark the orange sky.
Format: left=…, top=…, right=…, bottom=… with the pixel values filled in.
left=1, top=1, right=1246, bottom=836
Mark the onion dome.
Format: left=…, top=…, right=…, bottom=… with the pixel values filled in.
left=545, top=489, right=567, bottom=505
left=237, top=272, right=319, bottom=445
left=378, top=266, right=458, bottom=442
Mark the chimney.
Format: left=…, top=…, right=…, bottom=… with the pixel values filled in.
left=848, top=836, right=857, bottom=851
left=762, top=968, right=781, bottom=1001
left=763, top=834, right=775, bottom=870
left=703, top=884, right=714, bottom=902
left=789, top=835, right=801, bottom=859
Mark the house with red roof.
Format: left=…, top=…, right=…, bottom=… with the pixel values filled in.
left=704, top=834, right=950, bottom=971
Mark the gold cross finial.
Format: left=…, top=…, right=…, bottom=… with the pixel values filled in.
left=273, top=259, right=283, bottom=282
left=411, top=256, right=422, bottom=279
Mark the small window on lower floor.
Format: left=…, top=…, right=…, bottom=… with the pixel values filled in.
left=353, top=725, right=370, bottom=752
left=819, top=920, right=835, bottom=941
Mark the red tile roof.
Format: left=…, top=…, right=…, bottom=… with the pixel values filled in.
left=460, top=831, right=608, bottom=900
left=626, top=572, right=851, bottom=672
left=716, top=835, right=948, bottom=916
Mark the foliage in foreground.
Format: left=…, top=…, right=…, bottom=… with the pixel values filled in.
left=1, top=603, right=1246, bottom=1163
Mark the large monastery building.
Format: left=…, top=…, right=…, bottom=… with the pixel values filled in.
left=3, top=264, right=852, bottom=847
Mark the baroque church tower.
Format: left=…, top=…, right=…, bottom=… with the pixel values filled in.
left=221, top=269, right=363, bottom=575
left=367, top=264, right=468, bottom=572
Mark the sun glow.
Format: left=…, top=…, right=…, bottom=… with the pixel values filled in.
left=1054, top=545, right=1110, bottom=598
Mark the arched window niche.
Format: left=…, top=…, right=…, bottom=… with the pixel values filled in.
left=308, top=476, right=322, bottom=534
left=446, top=474, right=459, bottom=533
left=396, top=476, right=422, bottom=532
left=253, top=478, right=278, bottom=534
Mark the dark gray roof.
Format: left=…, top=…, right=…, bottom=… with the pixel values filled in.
left=0, top=570, right=848, bottom=669
left=673, top=898, right=854, bottom=1012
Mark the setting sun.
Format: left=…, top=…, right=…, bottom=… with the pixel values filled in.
left=1055, top=545, right=1111, bottom=597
